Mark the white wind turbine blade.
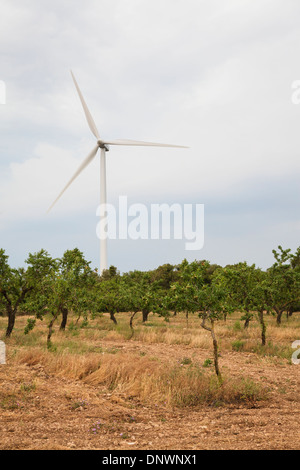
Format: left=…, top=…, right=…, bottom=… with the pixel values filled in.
left=70, top=70, right=100, bottom=140
left=47, top=145, right=99, bottom=213
left=102, top=139, right=189, bottom=149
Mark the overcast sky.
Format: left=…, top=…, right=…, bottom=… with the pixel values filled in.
left=0, top=0, right=300, bottom=272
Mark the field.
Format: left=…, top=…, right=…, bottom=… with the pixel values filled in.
left=0, top=311, right=299, bottom=450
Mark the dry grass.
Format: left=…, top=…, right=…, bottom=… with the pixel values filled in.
left=14, top=347, right=268, bottom=408
left=0, top=309, right=298, bottom=410
left=2, top=310, right=299, bottom=358
left=0, top=311, right=299, bottom=450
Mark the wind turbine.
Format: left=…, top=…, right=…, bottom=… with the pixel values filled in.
left=48, top=71, right=188, bottom=274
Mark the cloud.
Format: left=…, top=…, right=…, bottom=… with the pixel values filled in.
left=0, top=142, right=99, bottom=223
left=0, top=0, right=300, bottom=270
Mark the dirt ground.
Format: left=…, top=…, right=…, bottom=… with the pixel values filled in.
left=0, top=339, right=299, bottom=451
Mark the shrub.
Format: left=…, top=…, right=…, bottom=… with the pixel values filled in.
left=233, top=321, right=242, bottom=331
left=203, top=358, right=212, bottom=368
left=232, top=340, right=245, bottom=351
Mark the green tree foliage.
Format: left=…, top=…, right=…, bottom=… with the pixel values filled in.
left=24, top=248, right=96, bottom=347
left=95, top=275, right=122, bottom=324
left=214, top=262, right=258, bottom=328
left=0, top=249, right=56, bottom=337
left=267, top=246, right=300, bottom=325
left=1, top=244, right=300, bottom=356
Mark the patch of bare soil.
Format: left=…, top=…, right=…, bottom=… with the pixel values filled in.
left=0, top=340, right=299, bottom=450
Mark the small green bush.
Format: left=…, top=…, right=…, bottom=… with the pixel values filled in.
left=232, top=340, right=245, bottom=351
left=181, top=357, right=192, bottom=365
left=233, top=321, right=242, bottom=331
left=203, top=358, right=212, bottom=368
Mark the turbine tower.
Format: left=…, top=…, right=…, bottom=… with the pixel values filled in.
left=48, top=71, right=188, bottom=274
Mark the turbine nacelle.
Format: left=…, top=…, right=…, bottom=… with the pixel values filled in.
left=97, top=140, right=110, bottom=152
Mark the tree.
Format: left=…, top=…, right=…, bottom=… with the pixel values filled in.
left=23, top=251, right=60, bottom=347
left=24, top=249, right=96, bottom=348
left=149, top=263, right=178, bottom=290
left=198, top=282, right=230, bottom=380
left=170, top=260, right=230, bottom=381
left=0, top=249, right=56, bottom=337
left=100, top=265, right=120, bottom=281
left=248, top=268, right=271, bottom=346
left=95, top=276, right=122, bottom=325
left=0, top=259, right=32, bottom=337
left=214, top=262, right=258, bottom=328
left=268, top=246, right=300, bottom=325
left=119, top=272, right=164, bottom=337
left=58, top=248, right=95, bottom=329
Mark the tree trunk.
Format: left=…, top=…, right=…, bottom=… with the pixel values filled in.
left=129, top=311, right=138, bottom=339
left=142, top=308, right=149, bottom=323
left=201, top=317, right=222, bottom=382
left=258, top=309, right=266, bottom=346
left=210, top=321, right=222, bottom=381
left=47, top=313, right=58, bottom=348
left=243, top=309, right=252, bottom=329
left=5, top=306, right=15, bottom=338
left=3, top=287, right=32, bottom=338
left=110, top=311, right=117, bottom=325
left=60, top=307, right=68, bottom=330
left=276, top=309, right=283, bottom=325
left=288, top=307, right=294, bottom=318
